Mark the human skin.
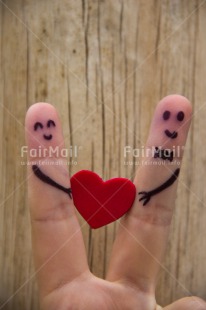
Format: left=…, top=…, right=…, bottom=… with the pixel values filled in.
left=25, top=95, right=206, bottom=310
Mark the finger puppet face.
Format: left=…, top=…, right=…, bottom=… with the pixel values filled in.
left=147, top=95, right=192, bottom=150
left=25, top=102, right=63, bottom=151
left=34, top=119, right=56, bottom=141
left=162, top=109, right=185, bottom=139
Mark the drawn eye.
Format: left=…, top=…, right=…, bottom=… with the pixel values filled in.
left=163, top=110, right=170, bottom=121
left=177, top=111, right=184, bottom=121
left=47, top=120, right=56, bottom=128
left=34, top=122, right=43, bottom=131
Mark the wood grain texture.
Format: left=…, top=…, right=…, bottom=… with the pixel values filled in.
left=0, top=0, right=206, bottom=308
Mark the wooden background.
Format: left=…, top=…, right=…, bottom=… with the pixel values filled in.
left=0, top=0, right=206, bottom=308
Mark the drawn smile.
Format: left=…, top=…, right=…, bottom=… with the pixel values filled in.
left=34, top=120, right=56, bottom=141
left=43, top=134, right=52, bottom=140
left=165, top=129, right=178, bottom=139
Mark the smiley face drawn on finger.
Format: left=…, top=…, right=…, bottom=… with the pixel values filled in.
left=162, top=110, right=185, bottom=139
left=34, top=119, right=56, bottom=141
left=146, top=96, right=192, bottom=152
left=140, top=96, right=192, bottom=206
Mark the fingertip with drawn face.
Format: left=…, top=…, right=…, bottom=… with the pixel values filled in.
left=25, top=102, right=70, bottom=202
left=25, top=102, right=64, bottom=155
left=146, top=95, right=192, bottom=153
left=135, top=95, right=192, bottom=208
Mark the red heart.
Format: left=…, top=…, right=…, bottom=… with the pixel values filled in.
left=70, top=170, right=136, bottom=229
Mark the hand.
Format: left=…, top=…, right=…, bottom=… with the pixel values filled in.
left=25, top=95, right=206, bottom=310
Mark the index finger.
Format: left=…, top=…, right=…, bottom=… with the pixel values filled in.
left=25, top=103, right=89, bottom=298
left=107, top=95, right=192, bottom=290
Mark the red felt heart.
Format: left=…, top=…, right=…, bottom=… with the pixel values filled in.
left=70, top=170, right=136, bottom=229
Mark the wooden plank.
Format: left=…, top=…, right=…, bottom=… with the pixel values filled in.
left=0, top=0, right=206, bottom=308
left=0, top=1, right=39, bottom=309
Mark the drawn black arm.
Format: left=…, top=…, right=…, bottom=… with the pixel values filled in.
left=139, top=168, right=180, bottom=206
left=32, top=165, right=72, bottom=199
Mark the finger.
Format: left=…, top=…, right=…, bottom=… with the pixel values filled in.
left=25, top=103, right=89, bottom=298
left=163, top=297, right=206, bottom=310
left=107, top=95, right=192, bottom=291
